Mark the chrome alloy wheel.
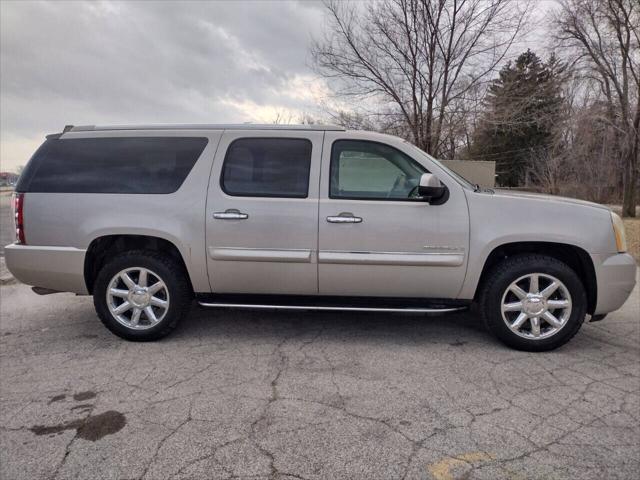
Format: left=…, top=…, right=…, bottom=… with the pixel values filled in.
left=500, top=273, right=572, bottom=340
left=106, top=267, right=170, bottom=330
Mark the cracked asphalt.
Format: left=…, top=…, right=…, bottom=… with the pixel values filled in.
left=0, top=267, right=638, bottom=480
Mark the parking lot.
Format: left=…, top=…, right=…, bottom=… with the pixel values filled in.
left=0, top=193, right=14, bottom=257
left=0, top=260, right=637, bottom=480
left=0, top=192, right=639, bottom=480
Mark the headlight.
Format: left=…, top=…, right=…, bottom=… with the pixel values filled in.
left=610, top=212, right=627, bottom=253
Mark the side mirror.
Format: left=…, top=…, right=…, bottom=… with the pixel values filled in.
left=418, top=173, right=447, bottom=203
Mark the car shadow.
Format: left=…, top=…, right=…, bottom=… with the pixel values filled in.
left=171, top=302, right=495, bottom=348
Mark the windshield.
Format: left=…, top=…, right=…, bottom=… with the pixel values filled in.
left=404, top=142, right=476, bottom=190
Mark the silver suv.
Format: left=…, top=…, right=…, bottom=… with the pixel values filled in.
left=5, top=124, right=636, bottom=350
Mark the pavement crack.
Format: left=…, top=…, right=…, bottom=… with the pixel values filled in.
left=50, top=399, right=100, bottom=480
left=139, top=395, right=194, bottom=480
left=245, top=334, right=292, bottom=480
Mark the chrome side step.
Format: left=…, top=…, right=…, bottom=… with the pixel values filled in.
left=197, top=302, right=466, bottom=314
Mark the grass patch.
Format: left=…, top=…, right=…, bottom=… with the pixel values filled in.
left=623, top=218, right=640, bottom=262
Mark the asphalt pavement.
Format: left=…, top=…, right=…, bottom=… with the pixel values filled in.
left=0, top=192, right=14, bottom=257
left=1, top=194, right=639, bottom=479
left=1, top=267, right=638, bottom=479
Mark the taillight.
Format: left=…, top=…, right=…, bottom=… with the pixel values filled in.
left=12, top=192, right=25, bottom=244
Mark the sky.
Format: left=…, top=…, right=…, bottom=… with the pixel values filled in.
left=0, top=0, right=557, bottom=173
left=0, top=0, right=335, bottom=172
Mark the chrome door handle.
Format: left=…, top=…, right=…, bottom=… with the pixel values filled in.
left=213, top=209, right=249, bottom=220
left=326, top=213, right=362, bottom=224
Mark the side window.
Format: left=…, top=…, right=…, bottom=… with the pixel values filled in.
left=17, top=137, right=208, bottom=194
left=330, top=140, right=426, bottom=200
left=221, top=138, right=312, bottom=198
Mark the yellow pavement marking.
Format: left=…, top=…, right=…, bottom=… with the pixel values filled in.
left=428, top=452, right=495, bottom=480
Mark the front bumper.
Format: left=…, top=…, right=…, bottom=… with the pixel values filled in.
left=4, top=244, right=88, bottom=294
left=592, top=252, right=637, bottom=315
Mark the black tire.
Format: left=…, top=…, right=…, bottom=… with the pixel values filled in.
left=479, top=254, right=587, bottom=352
left=93, top=250, right=192, bottom=341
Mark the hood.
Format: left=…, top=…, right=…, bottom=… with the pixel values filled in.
left=491, top=189, right=610, bottom=211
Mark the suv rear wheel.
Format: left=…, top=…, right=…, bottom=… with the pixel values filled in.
left=479, top=254, right=587, bottom=351
left=93, top=250, right=192, bottom=341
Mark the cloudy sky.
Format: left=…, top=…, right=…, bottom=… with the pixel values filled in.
left=1, top=0, right=336, bottom=171
left=1, top=0, right=556, bottom=172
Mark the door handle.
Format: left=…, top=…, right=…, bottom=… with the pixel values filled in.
left=213, top=209, right=249, bottom=220
left=326, top=213, right=363, bottom=224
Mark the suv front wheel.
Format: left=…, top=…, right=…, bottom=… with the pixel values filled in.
left=479, top=254, right=587, bottom=351
left=93, top=250, right=192, bottom=341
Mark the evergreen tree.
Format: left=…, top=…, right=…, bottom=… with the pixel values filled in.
left=470, top=50, right=567, bottom=187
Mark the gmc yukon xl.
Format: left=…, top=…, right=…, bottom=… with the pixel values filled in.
left=5, top=124, right=636, bottom=351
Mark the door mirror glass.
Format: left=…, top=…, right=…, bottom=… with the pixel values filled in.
left=418, top=173, right=447, bottom=203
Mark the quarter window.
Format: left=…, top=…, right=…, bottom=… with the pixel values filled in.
left=221, top=138, right=312, bottom=197
left=17, top=137, right=208, bottom=194
left=330, top=140, right=426, bottom=200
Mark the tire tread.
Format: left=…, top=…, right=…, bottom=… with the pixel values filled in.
left=479, top=254, right=586, bottom=351
left=93, top=250, right=192, bottom=341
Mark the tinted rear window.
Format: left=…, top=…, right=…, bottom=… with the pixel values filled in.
left=221, top=138, right=312, bottom=197
left=16, top=137, right=208, bottom=194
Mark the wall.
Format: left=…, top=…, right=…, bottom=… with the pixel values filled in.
left=440, top=160, right=495, bottom=188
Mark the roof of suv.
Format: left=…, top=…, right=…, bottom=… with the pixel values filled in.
left=68, top=124, right=346, bottom=132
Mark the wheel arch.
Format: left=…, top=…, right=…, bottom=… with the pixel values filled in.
left=473, top=241, right=597, bottom=314
left=84, top=234, right=193, bottom=295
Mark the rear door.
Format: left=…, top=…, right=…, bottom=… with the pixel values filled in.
left=205, top=130, right=322, bottom=294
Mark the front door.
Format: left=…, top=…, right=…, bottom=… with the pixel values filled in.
left=317, top=132, right=469, bottom=298
left=205, top=130, right=322, bottom=294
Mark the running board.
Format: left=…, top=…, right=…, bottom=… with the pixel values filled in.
left=196, top=293, right=471, bottom=314
left=196, top=294, right=468, bottom=314
left=198, top=302, right=466, bottom=314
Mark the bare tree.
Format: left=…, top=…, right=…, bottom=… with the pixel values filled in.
left=270, top=110, right=297, bottom=125
left=327, top=110, right=379, bottom=130
left=312, top=0, right=530, bottom=158
left=527, top=150, right=571, bottom=196
left=551, top=76, right=625, bottom=203
left=269, top=111, right=322, bottom=125
left=554, top=0, right=639, bottom=217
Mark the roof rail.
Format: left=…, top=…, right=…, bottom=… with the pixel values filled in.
left=69, top=123, right=346, bottom=132
left=62, top=125, right=74, bottom=133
